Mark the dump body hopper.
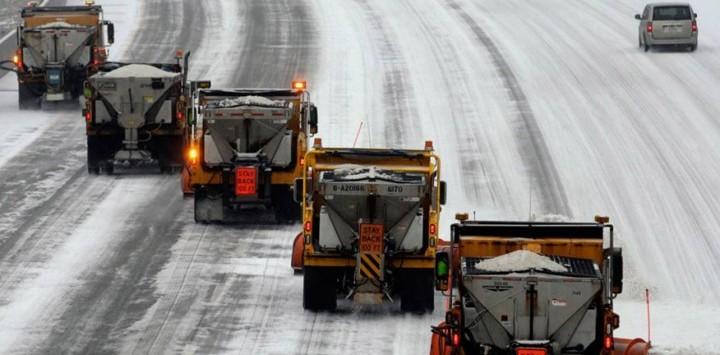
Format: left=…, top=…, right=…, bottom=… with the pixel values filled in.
left=316, top=166, right=428, bottom=254
left=461, top=254, right=603, bottom=353
left=84, top=60, right=187, bottom=174
left=202, top=96, right=294, bottom=169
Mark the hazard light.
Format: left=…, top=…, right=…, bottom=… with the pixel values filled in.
left=187, top=147, right=198, bottom=165
left=425, top=140, right=434, bottom=150
left=13, top=49, right=23, bottom=71
left=292, top=80, right=307, bottom=91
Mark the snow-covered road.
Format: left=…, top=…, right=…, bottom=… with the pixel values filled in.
left=0, top=0, right=717, bottom=353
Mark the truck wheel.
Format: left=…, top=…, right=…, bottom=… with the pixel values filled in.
left=87, top=136, right=101, bottom=175
left=303, top=267, right=337, bottom=311
left=273, top=185, right=300, bottom=223
left=399, top=268, right=435, bottom=313
left=18, top=83, right=40, bottom=110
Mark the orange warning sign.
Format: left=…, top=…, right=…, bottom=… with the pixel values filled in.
left=235, top=167, right=257, bottom=196
left=359, top=223, right=384, bottom=253
left=516, top=349, right=547, bottom=355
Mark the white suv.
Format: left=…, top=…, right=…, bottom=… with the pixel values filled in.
left=636, top=3, right=698, bottom=52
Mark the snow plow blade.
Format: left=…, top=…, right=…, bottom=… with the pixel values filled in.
left=291, top=232, right=304, bottom=272
left=614, top=338, right=651, bottom=355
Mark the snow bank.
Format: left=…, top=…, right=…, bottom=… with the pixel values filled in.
left=102, top=64, right=179, bottom=78
left=214, top=96, right=285, bottom=108
left=474, top=250, right=568, bottom=272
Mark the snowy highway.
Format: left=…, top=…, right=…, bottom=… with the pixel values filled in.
left=0, top=0, right=719, bottom=354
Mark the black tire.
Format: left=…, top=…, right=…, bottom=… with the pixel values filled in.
left=690, top=44, right=697, bottom=52
left=303, top=266, right=337, bottom=311
left=87, top=136, right=101, bottom=175
left=399, top=268, right=435, bottom=314
left=638, top=35, right=642, bottom=49
left=18, top=83, right=39, bottom=110
left=273, top=185, right=300, bottom=223
left=157, top=135, right=184, bottom=174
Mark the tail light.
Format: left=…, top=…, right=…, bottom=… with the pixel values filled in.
left=452, top=332, right=460, bottom=347
left=13, top=49, right=23, bottom=71
left=692, top=20, right=697, bottom=32
left=176, top=110, right=185, bottom=122
left=604, top=335, right=614, bottom=350
left=304, top=220, right=312, bottom=232
left=85, top=110, right=92, bottom=123
left=646, top=22, right=653, bottom=33
left=429, top=223, right=437, bottom=235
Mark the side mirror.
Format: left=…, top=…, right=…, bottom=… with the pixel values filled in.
left=293, top=177, right=304, bottom=203
left=435, top=251, right=450, bottom=291
left=694, top=13, right=698, bottom=19
left=604, top=248, right=623, bottom=294
left=308, top=104, right=318, bottom=135
left=105, top=21, right=115, bottom=44
left=634, top=14, right=641, bottom=20
left=439, top=181, right=447, bottom=206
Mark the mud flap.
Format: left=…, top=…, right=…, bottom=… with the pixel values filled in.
left=194, top=189, right=224, bottom=223
left=181, top=168, right=193, bottom=195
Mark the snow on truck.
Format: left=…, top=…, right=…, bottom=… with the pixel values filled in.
left=83, top=52, right=190, bottom=174
left=430, top=216, right=651, bottom=355
left=291, top=140, right=447, bottom=313
left=183, top=81, right=319, bottom=223
left=13, top=1, right=114, bottom=109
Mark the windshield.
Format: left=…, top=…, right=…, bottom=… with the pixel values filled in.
left=653, top=6, right=692, bottom=21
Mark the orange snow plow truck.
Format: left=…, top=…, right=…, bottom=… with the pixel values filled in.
left=430, top=215, right=650, bottom=355
left=292, top=140, right=446, bottom=313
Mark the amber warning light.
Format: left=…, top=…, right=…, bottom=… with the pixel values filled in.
left=187, top=147, right=198, bottom=165
left=292, top=80, right=307, bottom=91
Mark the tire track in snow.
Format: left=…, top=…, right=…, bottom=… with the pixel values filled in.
left=398, top=0, right=508, bottom=210
left=444, top=0, right=572, bottom=217
left=350, top=0, right=420, bottom=147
